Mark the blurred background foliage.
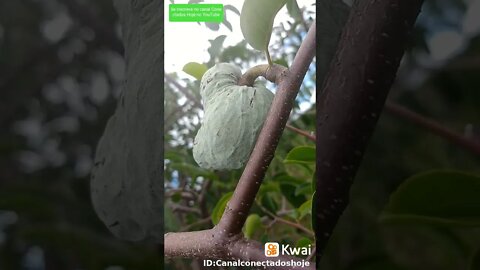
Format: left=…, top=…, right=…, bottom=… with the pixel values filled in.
left=0, top=0, right=478, bottom=270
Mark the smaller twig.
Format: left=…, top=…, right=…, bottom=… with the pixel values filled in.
left=384, top=102, right=480, bottom=156
left=257, top=202, right=314, bottom=237
left=275, top=217, right=314, bottom=237
left=171, top=203, right=201, bottom=215
left=180, top=217, right=212, bottom=232
left=166, top=190, right=196, bottom=201
left=266, top=46, right=273, bottom=66
left=198, top=180, right=211, bottom=205
left=286, top=124, right=316, bottom=142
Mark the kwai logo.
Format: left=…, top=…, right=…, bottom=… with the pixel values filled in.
left=282, top=244, right=312, bottom=256
left=264, top=242, right=312, bottom=257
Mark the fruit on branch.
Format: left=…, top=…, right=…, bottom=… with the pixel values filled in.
left=193, top=63, right=273, bottom=170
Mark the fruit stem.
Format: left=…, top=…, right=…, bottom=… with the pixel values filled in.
left=265, top=46, right=273, bottom=66
left=238, top=64, right=287, bottom=87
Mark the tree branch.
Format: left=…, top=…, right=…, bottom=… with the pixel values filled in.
left=164, top=21, right=316, bottom=269
left=257, top=202, right=314, bottom=237
left=315, top=0, right=424, bottom=260
left=286, top=124, right=316, bottom=142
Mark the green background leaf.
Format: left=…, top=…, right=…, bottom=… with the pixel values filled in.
left=211, top=192, right=233, bottom=225
left=182, top=62, right=208, bottom=80
left=284, top=146, right=315, bottom=164
left=380, top=170, right=480, bottom=227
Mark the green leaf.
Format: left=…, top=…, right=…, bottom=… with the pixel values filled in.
left=205, top=22, right=220, bottom=31
left=211, top=192, right=233, bottom=225
left=244, top=214, right=262, bottom=239
left=182, top=62, right=208, bottom=80
left=284, top=146, right=316, bottom=164
left=170, top=192, right=182, bottom=203
left=240, top=0, right=288, bottom=51
left=273, top=58, right=289, bottom=68
left=296, top=199, right=312, bottom=220
left=165, top=150, right=186, bottom=163
left=380, top=170, right=480, bottom=227
left=261, top=193, right=279, bottom=213
left=280, top=183, right=306, bottom=208
left=286, top=0, right=302, bottom=21
left=224, top=4, right=240, bottom=16
left=295, top=182, right=313, bottom=197
left=222, top=19, right=233, bottom=31
left=207, top=35, right=227, bottom=65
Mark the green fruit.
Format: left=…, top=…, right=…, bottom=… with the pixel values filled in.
left=244, top=214, right=262, bottom=239
left=193, top=63, right=273, bottom=170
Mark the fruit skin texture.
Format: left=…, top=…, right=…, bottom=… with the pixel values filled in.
left=193, top=63, right=274, bottom=170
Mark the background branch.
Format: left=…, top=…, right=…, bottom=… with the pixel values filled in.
left=286, top=124, right=316, bottom=142
left=257, top=202, right=314, bottom=237
left=315, top=0, right=424, bottom=260
left=165, top=74, right=203, bottom=109
left=384, top=102, right=480, bottom=156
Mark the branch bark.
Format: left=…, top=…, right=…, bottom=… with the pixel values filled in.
left=315, top=0, right=424, bottom=260
left=165, top=21, right=316, bottom=269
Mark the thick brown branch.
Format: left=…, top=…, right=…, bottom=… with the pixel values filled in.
left=165, top=230, right=313, bottom=268
left=315, top=0, right=424, bottom=260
